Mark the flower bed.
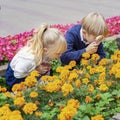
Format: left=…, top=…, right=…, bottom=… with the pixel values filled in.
left=0, top=16, right=120, bottom=64
left=0, top=51, right=120, bottom=120
left=0, top=15, right=120, bottom=120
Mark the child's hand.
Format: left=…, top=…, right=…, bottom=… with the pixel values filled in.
left=86, top=42, right=98, bottom=54
left=95, top=35, right=104, bottom=45
left=36, top=61, right=51, bottom=74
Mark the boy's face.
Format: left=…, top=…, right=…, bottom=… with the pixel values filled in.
left=82, top=30, right=96, bottom=43
left=85, top=34, right=96, bottom=43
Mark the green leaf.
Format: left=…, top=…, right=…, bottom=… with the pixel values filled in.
left=82, top=116, right=90, bottom=120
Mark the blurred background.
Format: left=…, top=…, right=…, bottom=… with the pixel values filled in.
left=0, top=0, right=120, bottom=37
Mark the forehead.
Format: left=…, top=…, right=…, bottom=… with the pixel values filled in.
left=88, top=34, right=97, bottom=38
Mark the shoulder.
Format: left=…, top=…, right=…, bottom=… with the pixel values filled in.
left=67, top=24, right=82, bottom=33
left=16, top=46, right=35, bottom=59
left=65, top=24, right=82, bottom=41
left=10, top=46, right=35, bottom=67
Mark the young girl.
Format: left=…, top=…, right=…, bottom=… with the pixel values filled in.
left=6, top=24, right=67, bottom=89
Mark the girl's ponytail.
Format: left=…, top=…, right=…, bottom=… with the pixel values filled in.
left=31, top=24, right=48, bottom=65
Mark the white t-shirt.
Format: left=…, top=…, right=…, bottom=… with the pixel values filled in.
left=10, top=46, right=36, bottom=78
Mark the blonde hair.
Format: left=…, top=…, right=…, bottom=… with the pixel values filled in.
left=27, top=24, right=67, bottom=66
left=81, top=12, right=108, bottom=36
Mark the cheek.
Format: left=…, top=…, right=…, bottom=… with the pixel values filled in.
left=90, top=39, right=95, bottom=43
left=87, top=37, right=96, bottom=43
left=48, top=54, right=57, bottom=60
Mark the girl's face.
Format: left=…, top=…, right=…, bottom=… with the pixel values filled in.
left=47, top=52, right=62, bottom=60
left=43, top=48, right=62, bottom=60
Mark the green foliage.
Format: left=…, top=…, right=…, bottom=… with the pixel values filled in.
left=0, top=40, right=120, bottom=120
left=0, top=93, right=7, bottom=106
left=50, top=59, right=62, bottom=75
left=0, top=76, right=10, bottom=89
left=103, top=39, right=119, bottom=58
left=0, top=76, right=6, bottom=87
left=40, top=107, right=59, bottom=120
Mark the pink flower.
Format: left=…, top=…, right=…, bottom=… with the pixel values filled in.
left=0, top=16, right=120, bottom=63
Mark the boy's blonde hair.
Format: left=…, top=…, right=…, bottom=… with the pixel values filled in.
left=81, top=12, right=108, bottom=36
left=28, top=24, right=67, bottom=65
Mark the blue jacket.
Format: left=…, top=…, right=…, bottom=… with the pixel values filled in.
left=60, top=24, right=106, bottom=65
left=6, top=63, right=25, bottom=89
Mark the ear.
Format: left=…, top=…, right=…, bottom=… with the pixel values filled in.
left=82, top=29, right=87, bottom=36
left=43, top=48, right=48, bottom=53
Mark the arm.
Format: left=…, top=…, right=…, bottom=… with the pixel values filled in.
left=60, top=31, right=86, bottom=65
left=96, top=42, right=106, bottom=59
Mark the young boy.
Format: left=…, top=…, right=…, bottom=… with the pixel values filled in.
left=60, top=12, right=108, bottom=65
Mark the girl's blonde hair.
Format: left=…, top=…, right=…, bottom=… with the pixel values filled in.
left=28, top=24, right=67, bottom=65
left=81, top=12, right=108, bottom=36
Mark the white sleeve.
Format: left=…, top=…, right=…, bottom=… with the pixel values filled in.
left=13, top=58, right=36, bottom=78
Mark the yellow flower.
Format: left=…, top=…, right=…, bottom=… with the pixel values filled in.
left=111, top=55, right=118, bottom=61
left=58, top=105, right=77, bottom=120
left=114, top=50, right=120, bottom=60
left=24, top=76, right=38, bottom=87
left=41, top=75, right=53, bottom=82
left=12, top=84, right=21, bottom=92
left=94, top=80, right=99, bottom=85
left=114, top=50, right=120, bottom=56
left=85, top=96, right=93, bottom=103
left=56, top=66, right=64, bottom=73
left=82, top=78, right=89, bottom=85
left=30, top=70, right=40, bottom=77
left=30, top=91, right=38, bottom=98
left=85, top=73, right=90, bottom=79
left=99, top=84, right=108, bottom=91
left=75, top=79, right=81, bottom=88
left=4, top=92, right=12, bottom=98
left=61, top=83, right=74, bottom=96
left=88, top=84, right=94, bottom=93
left=35, top=111, right=42, bottom=117
left=109, top=62, right=120, bottom=75
left=81, top=59, right=89, bottom=65
left=23, top=102, right=38, bottom=115
left=44, top=80, right=61, bottom=92
left=60, top=70, right=70, bottom=80
left=64, top=65, right=72, bottom=70
left=48, top=100, right=54, bottom=107
left=67, top=99, right=80, bottom=108
left=0, top=104, right=11, bottom=116
left=0, top=86, right=1, bottom=92
left=89, top=67, right=96, bottom=74
left=82, top=52, right=90, bottom=59
left=0, top=116, right=8, bottom=120
left=91, top=54, right=100, bottom=61
left=0, top=87, right=7, bottom=93
left=98, top=72, right=106, bottom=84
left=68, top=72, right=78, bottom=82
left=15, top=91, right=23, bottom=97
left=106, top=80, right=112, bottom=87
left=91, top=114, right=104, bottom=120
left=69, top=60, right=76, bottom=67
left=14, top=96, right=25, bottom=107
left=115, top=70, right=120, bottom=78
left=96, top=94, right=101, bottom=100
left=96, top=66, right=105, bottom=73
left=99, top=58, right=109, bottom=66
left=9, top=110, right=23, bottom=120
